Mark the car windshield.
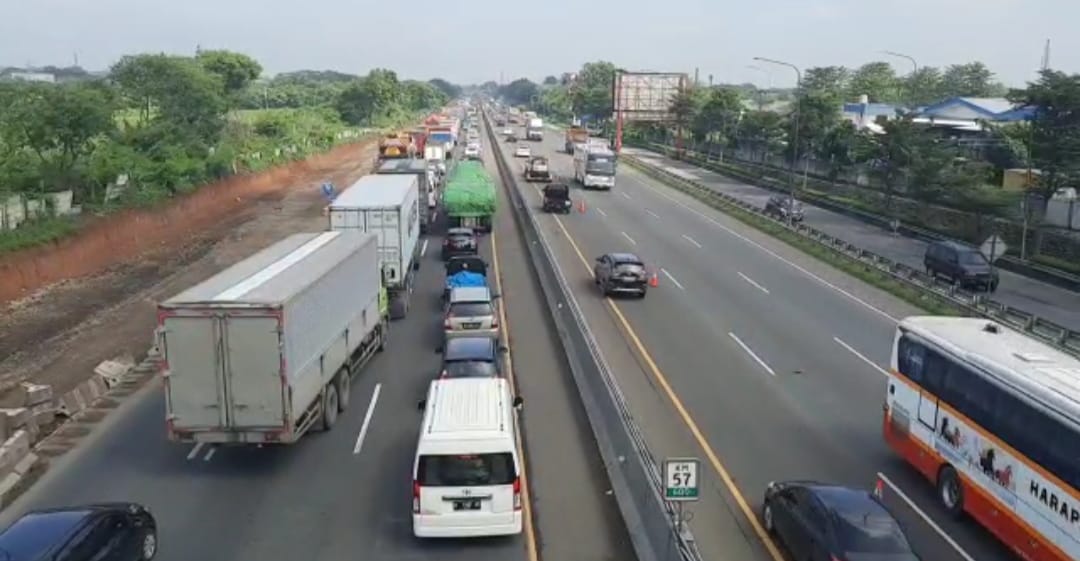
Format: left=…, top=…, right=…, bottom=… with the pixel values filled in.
left=613, top=262, right=645, bottom=275
left=417, top=453, right=516, bottom=486
left=444, top=359, right=498, bottom=378
left=959, top=251, right=988, bottom=265
left=836, top=515, right=912, bottom=554
left=449, top=302, right=494, bottom=317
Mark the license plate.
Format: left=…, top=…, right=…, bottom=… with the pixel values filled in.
left=462, top=322, right=482, bottom=329
left=453, top=500, right=482, bottom=511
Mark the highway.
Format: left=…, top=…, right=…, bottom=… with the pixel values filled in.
left=491, top=123, right=1021, bottom=561
left=622, top=146, right=1080, bottom=332
left=0, top=147, right=631, bottom=561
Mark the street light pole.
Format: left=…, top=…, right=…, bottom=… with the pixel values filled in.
left=754, top=57, right=802, bottom=226
left=881, top=50, right=918, bottom=105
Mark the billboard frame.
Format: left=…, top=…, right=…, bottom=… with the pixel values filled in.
left=612, top=71, right=689, bottom=153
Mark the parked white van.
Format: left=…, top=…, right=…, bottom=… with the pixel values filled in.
left=413, top=378, right=524, bottom=538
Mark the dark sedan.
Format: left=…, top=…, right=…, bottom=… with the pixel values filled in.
left=594, top=252, right=648, bottom=298
left=762, top=481, right=920, bottom=561
left=764, top=194, right=805, bottom=222
left=435, top=336, right=507, bottom=379
left=441, top=227, right=478, bottom=260
left=0, top=502, right=158, bottom=561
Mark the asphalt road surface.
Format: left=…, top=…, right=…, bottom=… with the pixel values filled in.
left=0, top=155, right=629, bottom=561
left=492, top=126, right=1020, bottom=561
left=623, top=146, right=1080, bottom=332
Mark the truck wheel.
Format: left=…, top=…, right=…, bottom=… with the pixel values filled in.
left=937, top=465, right=964, bottom=518
left=319, top=385, right=339, bottom=431
left=336, top=371, right=351, bottom=412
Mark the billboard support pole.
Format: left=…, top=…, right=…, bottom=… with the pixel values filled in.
left=614, top=71, right=624, bottom=153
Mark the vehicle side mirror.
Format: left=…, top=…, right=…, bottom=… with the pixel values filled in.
left=512, top=396, right=524, bottom=409
left=417, top=399, right=427, bottom=411
left=499, top=345, right=509, bottom=353
left=491, top=292, right=501, bottom=299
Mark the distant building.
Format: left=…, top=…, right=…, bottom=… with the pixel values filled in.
left=8, top=71, right=56, bottom=83
left=913, top=97, right=1033, bottom=131
left=843, top=95, right=905, bottom=133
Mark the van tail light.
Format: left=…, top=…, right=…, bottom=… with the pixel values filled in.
left=512, top=477, right=522, bottom=511
left=443, top=317, right=451, bottom=329
left=491, top=318, right=499, bottom=328
left=413, top=480, right=421, bottom=513
left=439, top=370, right=448, bottom=379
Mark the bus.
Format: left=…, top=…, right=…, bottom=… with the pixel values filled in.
left=883, top=316, right=1080, bottom=561
left=573, top=144, right=617, bottom=190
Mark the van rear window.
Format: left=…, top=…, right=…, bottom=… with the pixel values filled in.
left=418, top=453, right=516, bottom=486
left=449, top=302, right=493, bottom=317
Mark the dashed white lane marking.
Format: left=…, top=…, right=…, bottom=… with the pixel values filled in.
left=876, top=472, right=978, bottom=561
left=627, top=170, right=899, bottom=323
left=661, top=268, right=685, bottom=291
left=186, top=442, right=204, bottom=461
left=621, top=231, right=637, bottom=245
left=353, top=383, right=382, bottom=455
left=203, top=447, right=216, bottom=462
left=737, top=272, right=770, bottom=295
left=681, top=234, right=702, bottom=248
left=833, top=337, right=888, bottom=376
left=728, top=332, right=776, bottom=376
left=620, top=192, right=632, bottom=200
left=645, top=209, right=661, bottom=219
left=596, top=207, right=608, bottom=217
left=420, top=239, right=429, bottom=257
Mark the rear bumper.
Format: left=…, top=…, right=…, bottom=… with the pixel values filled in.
left=413, top=514, right=522, bottom=538
left=168, top=428, right=292, bottom=445
left=607, top=281, right=647, bottom=293
left=444, top=327, right=500, bottom=340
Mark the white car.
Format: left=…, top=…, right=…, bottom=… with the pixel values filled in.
left=514, top=145, right=531, bottom=158
left=464, top=144, right=482, bottom=160
left=502, top=128, right=514, bottom=136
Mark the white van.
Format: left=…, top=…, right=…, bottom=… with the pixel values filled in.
left=413, top=378, right=524, bottom=538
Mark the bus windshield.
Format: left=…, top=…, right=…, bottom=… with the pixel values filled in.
left=586, top=157, right=616, bottom=176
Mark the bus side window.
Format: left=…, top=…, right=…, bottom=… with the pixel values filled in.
left=941, top=362, right=996, bottom=430
left=897, top=336, right=926, bottom=384
left=921, top=350, right=948, bottom=396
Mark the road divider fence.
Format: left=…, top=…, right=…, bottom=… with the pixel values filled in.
left=483, top=110, right=701, bottom=561
left=621, top=153, right=1080, bottom=358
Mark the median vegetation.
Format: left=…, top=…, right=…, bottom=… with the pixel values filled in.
left=0, top=50, right=459, bottom=254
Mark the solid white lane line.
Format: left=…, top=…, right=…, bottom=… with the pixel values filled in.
left=620, top=192, right=632, bottom=200
left=621, top=231, right=637, bottom=245
left=876, top=473, right=977, bottom=561
left=661, top=268, right=685, bottom=290
left=186, top=442, right=204, bottom=461
left=737, top=272, right=770, bottom=295
left=833, top=337, right=888, bottom=376
left=681, top=234, right=702, bottom=248
left=353, top=383, right=382, bottom=455
left=728, top=333, right=776, bottom=376
left=645, top=209, right=661, bottom=219
left=420, top=239, right=429, bottom=257
left=596, top=207, right=608, bottom=217
left=628, top=172, right=899, bottom=323
left=203, top=447, right=216, bottom=462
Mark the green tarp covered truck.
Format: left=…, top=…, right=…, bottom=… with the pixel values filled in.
left=443, top=161, right=496, bottom=232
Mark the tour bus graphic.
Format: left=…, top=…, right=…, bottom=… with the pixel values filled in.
left=937, top=415, right=1016, bottom=495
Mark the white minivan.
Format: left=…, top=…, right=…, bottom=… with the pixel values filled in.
left=413, top=378, right=524, bottom=538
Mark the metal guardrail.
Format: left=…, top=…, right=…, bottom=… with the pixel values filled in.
left=639, top=141, right=1080, bottom=292
left=482, top=111, right=701, bottom=561
left=621, top=154, right=1080, bottom=359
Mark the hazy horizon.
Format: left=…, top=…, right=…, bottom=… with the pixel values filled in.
left=2, top=0, right=1076, bottom=89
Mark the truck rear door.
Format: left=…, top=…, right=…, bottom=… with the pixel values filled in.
left=162, top=315, right=226, bottom=429
left=223, top=314, right=285, bottom=427
left=368, top=208, right=404, bottom=285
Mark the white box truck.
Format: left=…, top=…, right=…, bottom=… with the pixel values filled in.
left=329, top=174, right=421, bottom=320
left=377, top=159, right=435, bottom=235
left=573, top=144, right=617, bottom=190
left=158, top=230, right=388, bottom=445
left=525, top=117, right=544, bottom=141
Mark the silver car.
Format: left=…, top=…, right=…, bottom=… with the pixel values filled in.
left=443, top=286, right=500, bottom=341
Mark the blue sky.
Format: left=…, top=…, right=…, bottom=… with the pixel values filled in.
left=2, top=0, right=1076, bottom=88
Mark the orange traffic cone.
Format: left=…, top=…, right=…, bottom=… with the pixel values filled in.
left=649, top=269, right=660, bottom=287
left=873, top=476, right=884, bottom=499
left=578, top=199, right=586, bottom=213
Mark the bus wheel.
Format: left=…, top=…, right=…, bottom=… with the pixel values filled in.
left=937, top=465, right=964, bottom=518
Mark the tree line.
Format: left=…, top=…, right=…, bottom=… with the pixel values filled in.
left=505, top=60, right=1079, bottom=219
left=0, top=50, right=456, bottom=250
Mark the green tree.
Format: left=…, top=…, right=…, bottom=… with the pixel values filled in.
left=402, top=81, right=447, bottom=111
left=1009, top=69, right=1080, bottom=199
left=691, top=87, right=743, bottom=148
left=536, top=86, right=573, bottom=121
left=738, top=110, right=787, bottom=157
left=817, top=121, right=862, bottom=180
left=903, top=66, right=944, bottom=106
left=856, top=116, right=921, bottom=213
left=499, top=78, right=539, bottom=106
left=428, top=78, right=462, bottom=100
left=110, top=54, right=226, bottom=143
left=790, top=92, right=842, bottom=162
left=572, top=61, right=617, bottom=119
left=668, top=86, right=702, bottom=150
left=848, top=62, right=900, bottom=103
left=196, top=49, right=263, bottom=99
left=801, top=66, right=849, bottom=101
left=941, top=62, right=1005, bottom=98
left=542, top=75, right=558, bottom=86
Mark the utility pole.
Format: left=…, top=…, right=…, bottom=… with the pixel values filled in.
left=882, top=50, right=918, bottom=105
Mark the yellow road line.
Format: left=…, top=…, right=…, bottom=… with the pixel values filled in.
left=490, top=230, right=541, bottom=561
left=544, top=210, right=787, bottom=561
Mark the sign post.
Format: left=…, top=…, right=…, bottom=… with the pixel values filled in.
left=979, top=235, right=1008, bottom=294
left=663, top=457, right=701, bottom=535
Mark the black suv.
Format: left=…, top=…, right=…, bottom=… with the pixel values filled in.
left=763, top=195, right=805, bottom=222
left=0, top=503, right=158, bottom=561
left=441, top=227, right=478, bottom=260
left=924, top=240, right=999, bottom=292
left=594, top=253, right=649, bottom=298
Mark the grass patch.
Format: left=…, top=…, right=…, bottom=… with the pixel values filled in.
left=1032, top=254, right=1080, bottom=277
left=0, top=216, right=79, bottom=254
left=624, top=158, right=961, bottom=317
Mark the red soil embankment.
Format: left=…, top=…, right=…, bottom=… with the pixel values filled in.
left=0, top=141, right=372, bottom=306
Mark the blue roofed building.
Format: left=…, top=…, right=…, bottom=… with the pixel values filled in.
left=913, top=97, right=1034, bottom=131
